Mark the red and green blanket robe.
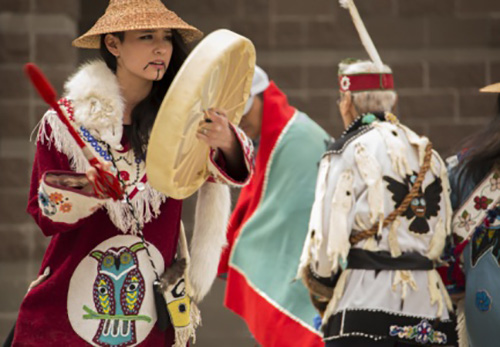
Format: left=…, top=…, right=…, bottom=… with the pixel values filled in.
left=218, top=82, right=330, bottom=347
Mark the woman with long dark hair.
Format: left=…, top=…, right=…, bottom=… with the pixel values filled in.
left=447, top=89, right=500, bottom=347
left=10, top=0, right=253, bottom=345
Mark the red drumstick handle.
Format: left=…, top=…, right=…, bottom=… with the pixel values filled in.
left=24, top=63, right=124, bottom=201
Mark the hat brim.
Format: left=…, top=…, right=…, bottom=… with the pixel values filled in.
left=480, top=83, right=500, bottom=93
left=73, top=7, right=203, bottom=49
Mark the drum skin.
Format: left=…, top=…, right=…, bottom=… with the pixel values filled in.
left=146, top=29, right=256, bottom=199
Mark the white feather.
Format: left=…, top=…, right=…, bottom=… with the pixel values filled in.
left=338, top=0, right=384, bottom=70
left=339, top=0, right=350, bottom=9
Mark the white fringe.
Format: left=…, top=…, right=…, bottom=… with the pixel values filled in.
left=374, top=122, right=411, bottom=177
left=361, top=236, right=378, bottom=251
left=456, top=298, right=469, bottom=347
left=297, top=227, right=314, bottom=280
left=354, top=143, right=384, bottom=225
left=299, top=157, right=332, bottom=277
left=308, top=157, right=331, bottom=247
left=436, top=154, right=453, bottom=237
left=188, top=182, right=231, bottom=303
left=38, top=111, right=166, bottom=234
left=392, top=270, right=417, bottom=300
left=327, top=170, right=354, bottom=272
left=172, top=302, right=201, bottom=347
left=427, top=217, right=446, bottom=260
left=388, top=217, right=402, bottom=257
left=399, top=124, right=429, bottom=166
left=427, top=270, right=453, bottom=319
left=322, top=270, right=351, bottom=325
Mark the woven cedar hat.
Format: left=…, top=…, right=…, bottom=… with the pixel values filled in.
left=73, top=0, right=203, bottom=49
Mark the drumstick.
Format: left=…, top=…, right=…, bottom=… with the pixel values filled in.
left=24, top=63, right=124, bottom=201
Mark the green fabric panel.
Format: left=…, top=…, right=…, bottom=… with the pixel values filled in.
left=230, top=112, right=330, bottom=328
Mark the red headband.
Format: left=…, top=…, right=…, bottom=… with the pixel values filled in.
left=338, top=73, right=394, bottom=93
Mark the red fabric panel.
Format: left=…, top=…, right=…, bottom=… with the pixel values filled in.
left=218, top=81, right=295, bottom=275
left=225, top=268, right=323, bottom=347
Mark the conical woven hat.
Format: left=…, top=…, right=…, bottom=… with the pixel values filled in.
left=73, top=0, right=203, bottom=49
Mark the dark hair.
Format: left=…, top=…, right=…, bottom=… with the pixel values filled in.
left=99, top=30, right=189, bottom=159
left=456, top=94, right=500, bottom=190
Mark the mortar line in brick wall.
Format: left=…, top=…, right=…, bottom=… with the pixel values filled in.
left=236, top=0, right=243, bottom=20
left=453, top=89, right=460, bottom=122
left=392, top=0, right=398, bottom=16
left=423, top=17, right=430, bottom=48
left=486, top=60, right=491, bottom=85
left=273, top=14, right=334, bottom=21
left=423, top=61, right=430, bottom=91
left=269, top=0, right=277, bottom=48
left=257, top=49, right=500, bottom=66
left=300, top=60, right=306, bottom=93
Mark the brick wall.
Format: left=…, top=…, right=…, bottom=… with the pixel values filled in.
left=0, top=0, right=80, bottom=337
left=172, top=0, right=500, bottom=155
left=1, top=0, right=500, bottom=343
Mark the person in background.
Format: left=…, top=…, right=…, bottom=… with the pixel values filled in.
left=445, top=82, right=500, bottom=347
left=299, top=58, right=457, bottom=347
left=218, top=65, right=331, bottom=347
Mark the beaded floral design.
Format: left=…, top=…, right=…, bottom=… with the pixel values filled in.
left=474, top=196, right=492, bottom=210
left=39, top=190, right=57, bottom=216
left=475, top=290, right=492, bottom=312
left=452, top=169, right=500, bottom=241
left=389, top=319, right=447, bottom=345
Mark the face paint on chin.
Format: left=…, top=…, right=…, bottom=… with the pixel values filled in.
left=142, top=63, right=167, bottom=81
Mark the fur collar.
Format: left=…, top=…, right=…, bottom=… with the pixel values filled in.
left=64, top=60, right=124, bottom=150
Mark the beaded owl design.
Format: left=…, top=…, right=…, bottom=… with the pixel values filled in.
left=86, top=242, right=149, bottom=346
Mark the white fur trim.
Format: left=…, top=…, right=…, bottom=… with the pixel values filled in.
left=36, top=61, right=168, bottom=234
left=64, top=60, right=124, bottom=150
left=188, top=182, right=231, bottom=302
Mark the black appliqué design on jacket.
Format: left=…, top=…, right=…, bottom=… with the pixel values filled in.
left=471, top=225, right=500, bottom=267
left=384, top=173, right=442, bottom=234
